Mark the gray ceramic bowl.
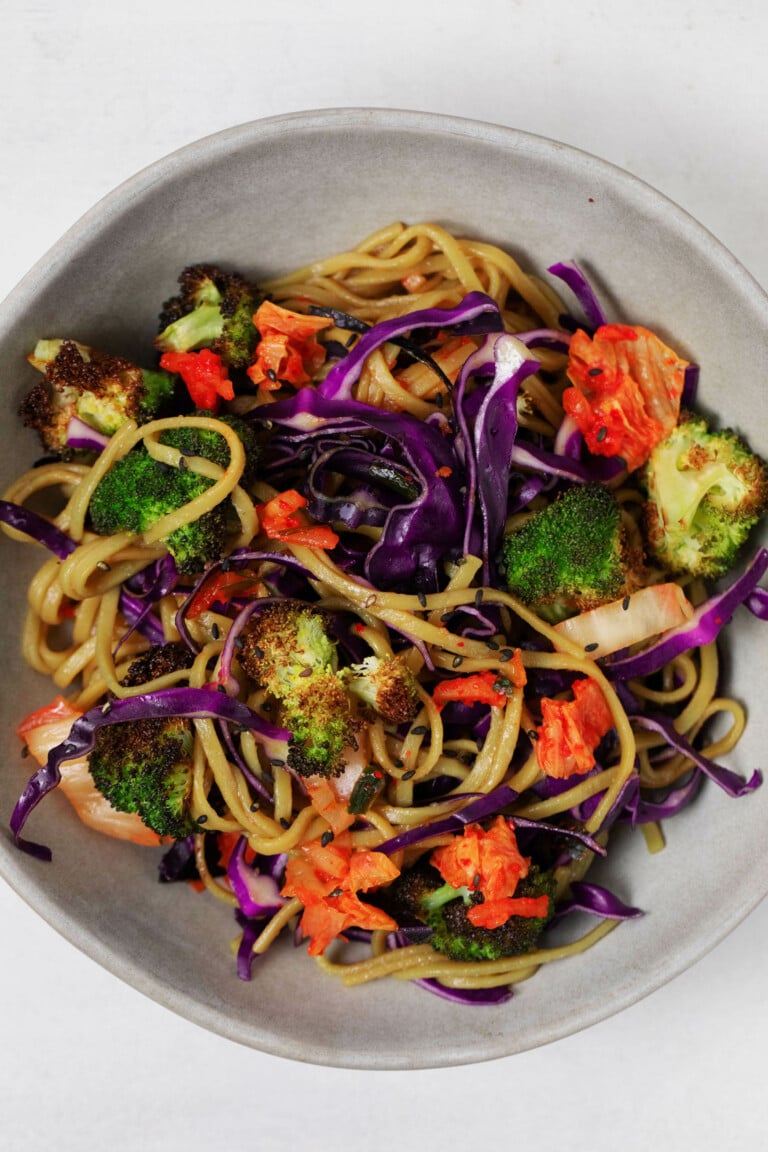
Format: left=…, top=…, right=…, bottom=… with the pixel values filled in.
left=1, top=109, right=767, bottom=1069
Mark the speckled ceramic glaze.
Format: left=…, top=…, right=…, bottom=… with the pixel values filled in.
left=1, top=109, right=766, bottom=1068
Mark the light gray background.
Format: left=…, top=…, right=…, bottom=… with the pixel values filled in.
left=1, top=2, right=766, bottom=1148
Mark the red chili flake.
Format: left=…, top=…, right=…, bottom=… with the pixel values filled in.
left=435, top=466, right=453, bottom=478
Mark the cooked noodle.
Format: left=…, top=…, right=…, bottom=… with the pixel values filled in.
left=2, top=221, right=753, bottom=1002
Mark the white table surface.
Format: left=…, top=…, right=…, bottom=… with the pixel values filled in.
left=2, top=2, right=767, bottom=1149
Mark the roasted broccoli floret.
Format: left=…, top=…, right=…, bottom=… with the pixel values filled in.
left=239, top=603, right=359, bottom=777
left=20, top=339, right=176, bottom=455
left=89, top=643, right=197, bottom=838
left=387, top=859, right=555, bottom=962
left=641, top=412, right=768, bottom=579
left=89, top=444, right=227, bottom=574
left=503, top=482, right=641, bottom=622
left=159, top=410, right=261, bottom=486
left=155, top=264, right=261, bottom=369
left=343, top=654, right=420, bottom=724
left=280, top=669, right=359, bottom=778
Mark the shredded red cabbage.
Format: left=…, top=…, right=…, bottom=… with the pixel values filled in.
left=621, top=771, right=702, bottom=825
left=682, top=364, right=700, bottom=407
left=0, top=498, right=76, bottom=559
left=472, top=335, right=540, bottom=579
left=317, top=291, right=503, bottom=401
left=116, top=555, right=178, bottom=650
left=375, top=785, right=606, bottom=858
left=547, top=260, right=607, bottom=330
left=260, top=387, right=465, bottom=592
left=628, top=712, right=762, bottom=798
left=0, top=499, right=166, bottom=644
left=11, top=687, right=290, bottom=860
left=234, top=910, right=264, bottom=981
left=227, top=836, right=287, bottom=919
left=65, top=415, right=110, bottom=453
left=174, top=550, right=315, bottom=653
left=158, top=836, right=197, bottom=882
left=555, top=882, right=644, bottom=920
left=606, top=548, right=768, bottom=680
left=385, top=932, right=514, bottom=1004
left=514, top=328, right=571, bottom=353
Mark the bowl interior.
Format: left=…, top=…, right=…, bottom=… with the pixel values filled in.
left=1, top=109, right=767, bottom=1068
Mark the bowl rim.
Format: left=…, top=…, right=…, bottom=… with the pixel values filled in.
left=2, top=106, right=768, bottom=1069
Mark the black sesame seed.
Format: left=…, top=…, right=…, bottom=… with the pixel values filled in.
left=417, top=591, right=427, bottom=608
left=499, top=648, right=514, bottom=662
left=588, top=367, right=603, bottom=376
left=472, top=873, right=481, bottom=889
left=528, top=729, right=539, bottom=742
left=410, top=725, right=428, bottom=736
left=328, top=887, right=343, bottom=898
left=279, top=817, right=290, bottom=829
left=249, top=802, right=259, bottom=812
left=251, top=644, right=264, bottom=659
left=196, top=814, right=208, bottom=824
left=211, top=623, right=220, bottom=640
left=622, top=596, right=631, bottom=611
left=401, top=769, right=416, bottom=780
left=299, top=666, right=312, bottom=677
left=270, top=758, right=286, bottom=768
left=596, top=426, right=607, bottom=443
left=585, top=642, right=599, bottom=653
left=321, top=830, right=334, bottom=846
left=486, top=639, right=500, bottom=651
left=474, top=589, right=484, bottom=607
left=266, top=368, right=278, bottom=382
left=452, top=654, right=463, bottom=668
left=393, top=758, right=404, bottom=768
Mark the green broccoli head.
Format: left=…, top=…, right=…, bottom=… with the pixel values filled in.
left=641, top=412, right=768, bottom=579
left=387, top=860, right=555, bottom=962
left=503, top=482, right=639, bottom=622
left=20, top=339, right=176, bottom=455
left=239, top=604, right=359, bottom=777
left=281, top=669, right=359, bottom=778
left=155, top=264, right=261, bottom=370
left=89, top=643, right=197, bottom=838
left=159, top=410, right=261, bottom=486
left=88, top=444, right=227, bottom=574
left=343, top=654, right=420, bottom=724
left=239, top=603, right=339, bottom=693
